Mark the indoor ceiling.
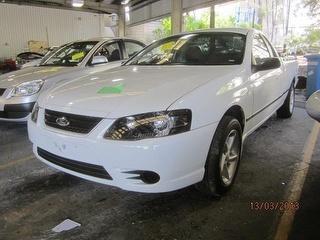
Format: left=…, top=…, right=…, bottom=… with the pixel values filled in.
left=0, top=0, right=157, bottom=14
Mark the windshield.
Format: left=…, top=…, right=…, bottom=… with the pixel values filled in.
left=126, top=32, right=246, bottom=66
left=41, top=41, right=98, bottom=66
left=38, top=46, right=62, bottom=65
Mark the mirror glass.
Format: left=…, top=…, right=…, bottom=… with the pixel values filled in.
left=91, top=56, right=108, bottom=65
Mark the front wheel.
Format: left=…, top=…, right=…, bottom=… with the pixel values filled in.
left=277, top=83, right=295, bottom=118
left=196, top=116, right=242, bottom=197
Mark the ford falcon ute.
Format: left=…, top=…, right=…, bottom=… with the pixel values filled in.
left=28, top=29, right=298, bottom=196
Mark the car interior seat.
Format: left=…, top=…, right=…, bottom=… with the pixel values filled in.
left=184, top=46, right=205, bottom=64
left=109, top=49, right=120, bottom=61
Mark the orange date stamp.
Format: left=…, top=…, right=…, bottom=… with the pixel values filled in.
left=250, top=201, right=300, bottom=211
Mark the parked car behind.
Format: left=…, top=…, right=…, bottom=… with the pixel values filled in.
left=0, top=37, right=145, bottom=121
left=0, top=59, right=17, bottom=74
left=306, top=90, right=320, bottom=122
left=16, top=52, right=44, bottom=68
left=18, top=46, right=60, bottom=69
left=28, top=29, right=298, bottom=196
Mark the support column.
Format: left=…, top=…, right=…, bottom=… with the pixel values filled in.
left=210, top=4, right=215, bottom=28
left=171, top=0, right=182, bottom=34
left=118, top=7, right=125, bottom=37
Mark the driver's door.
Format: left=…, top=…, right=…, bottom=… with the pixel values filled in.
left=249, top=34, right=283, bottom=126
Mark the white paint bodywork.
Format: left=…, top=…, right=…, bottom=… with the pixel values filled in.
left=28, top=29, right=298, bottom=193
left=0, top=37, right=144, bottom=122
left=20, top=59, right=43, bottom=69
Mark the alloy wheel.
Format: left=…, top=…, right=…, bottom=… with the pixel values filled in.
left=219, top=129, right=240, bottom=186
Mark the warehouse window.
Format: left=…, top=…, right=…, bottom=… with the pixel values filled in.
left=182, top=7, right=210, bottom=32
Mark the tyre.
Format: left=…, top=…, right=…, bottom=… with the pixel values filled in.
left=196, top=116, right=242, bottom=197
left=277, top=82, right=295, bottom=118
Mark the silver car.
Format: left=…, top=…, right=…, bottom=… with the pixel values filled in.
left=0, top=37, right=145, bottom=122
left=19, top=46, right=61, bottom=69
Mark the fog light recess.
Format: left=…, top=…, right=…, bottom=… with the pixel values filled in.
left=124, top=170, right=160, bottom=184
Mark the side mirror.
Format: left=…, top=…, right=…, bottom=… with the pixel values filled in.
left=253, top=57, right=281, bottom=72
left=91, top=55, right=108, bottom=65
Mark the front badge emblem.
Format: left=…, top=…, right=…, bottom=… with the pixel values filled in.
left=56, top=117, right=70, bottom=127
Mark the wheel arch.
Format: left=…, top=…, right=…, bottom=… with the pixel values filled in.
left=223, top=105, right=246, bottom=132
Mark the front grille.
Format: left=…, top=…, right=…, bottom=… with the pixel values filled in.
left=37, top=148, right=112, bottom=180
left=45, top=109, right=102, bottom=134
left=0, top=88, right=6, bottom=96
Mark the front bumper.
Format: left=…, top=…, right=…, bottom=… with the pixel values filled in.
left=28, top=108, right=218, bottom=193
left=0, top=88, right=37, bottom=122
left=0, top=102, right=35, bottom=121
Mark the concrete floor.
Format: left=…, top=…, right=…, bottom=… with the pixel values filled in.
left=0, top=103, right=319, bottom=240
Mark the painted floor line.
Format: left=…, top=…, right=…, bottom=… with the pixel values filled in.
left=0, top=155, right=35, bottom=171
left=274, top=122, right=320, bottom=240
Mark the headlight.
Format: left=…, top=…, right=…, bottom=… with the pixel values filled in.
left=104, top=109, right=192, bottom=141
left=12, top=80, right=44, bottom=97
left=31, top=103, right=39, bottom=123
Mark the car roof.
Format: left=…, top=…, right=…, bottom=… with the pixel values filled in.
left=172, top=28, right=252, bottom=37
left=77, top=37, right=144, bottom=43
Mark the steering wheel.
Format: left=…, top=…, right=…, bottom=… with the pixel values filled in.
left=100, top=47, right=110, bottom=58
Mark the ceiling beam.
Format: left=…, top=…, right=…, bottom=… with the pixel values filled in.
left=1, top=0, right=120, bottom=14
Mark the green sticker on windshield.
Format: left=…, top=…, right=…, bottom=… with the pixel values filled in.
left=72, top=51, right=85, bottom=60
left=97, top=84, right=124, bottom=94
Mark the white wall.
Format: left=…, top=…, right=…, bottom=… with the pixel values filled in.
left=126, top=20, right=161, bottom=44
left=0, top=4, right=115, bottom=59
left=127, top=0, right=171, bottom=26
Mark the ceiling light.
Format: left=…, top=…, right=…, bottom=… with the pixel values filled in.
left=72, top=0, right=84, bottom=7
left=121, top=0, right=130, bottom=5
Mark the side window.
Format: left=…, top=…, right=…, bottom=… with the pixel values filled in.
left=252, top=34, right=271, bottom=65
left=94, top=42, right=122, bottom=62
left=124, top=41, right=144, bottom=58
left=261, top=35, right=278, bottom=58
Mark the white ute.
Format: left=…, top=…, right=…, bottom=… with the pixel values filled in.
left=28, top=29, right=298, bottom=195
left=0, top=38, right=145, bottom=121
